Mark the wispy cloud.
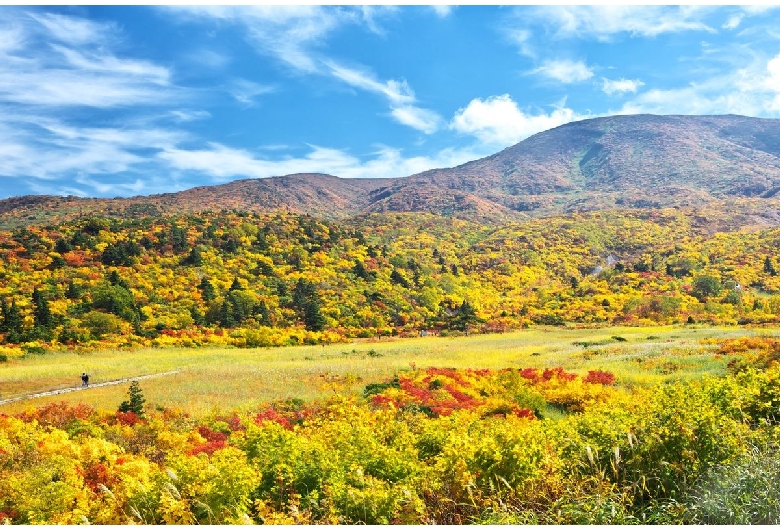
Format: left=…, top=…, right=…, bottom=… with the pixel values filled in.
left=525, top=6, right=715, bottom=40
left=531, top=59, right=594, bottom=84
left=169, top=5, right=344, bottom=74
left=602, top=77, right=644, bottom=96
left=0, top=11, right=175, bottom=108
left=158, top=142, right=481, bottom=182
left=228, top=78, right=275, bottom=106
left=325, top=61, right=441, bottom=133
left=617, top=53, right=780, bottom=116
left=170, top=6, right=437, bottom=133
left=450, top=94, right=588, bottom=146
left=167, top=110, right=211, bottom=122
left=28, top=11, right=114, bottom=46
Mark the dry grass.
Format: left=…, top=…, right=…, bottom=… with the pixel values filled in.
left=1, top=325, right=776, bottom=415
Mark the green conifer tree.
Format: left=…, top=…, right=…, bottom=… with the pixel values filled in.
left=118, top=381, right=146, bottom=417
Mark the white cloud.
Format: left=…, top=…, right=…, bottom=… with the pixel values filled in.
left=0, top=25, right=25, bottom=54
left=450, top=94, right=587, bottom=146
left=228, top=79, right=275, bottom=105
left=531, top=59, right=593, bottom=84
left=507, top=28, right=535, bottom=58
left=0, top=111, right=187, bottom=191
left=526, top=6, right=714, bottom=40
left=169, top=5, right=344, bottom=74
left=325, top=61, right=414, bottom=106
left=170, top=6, right=435, bottom=133
left=723, top=13, right=744, bottom=30
left=390, top=106, right=440, bottom=134
left=431, top=6, right=453, bottom=18
left=167, top=110, right=211, bottom=122
left=158, top=142, right=483, bottom=182
left=617, top=53, right=780, bottom=117
left=325, top=61, right=441, bottom=133
left=601, top=78, right=645, bottom=96
left=52, top=45, right=170, bottom=84
left=29, top=12, right=113, bottom=46
left=0, top=12, right=176, bottom=108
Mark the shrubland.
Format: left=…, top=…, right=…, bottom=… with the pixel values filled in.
left=2, top=360, right=780, bottom=524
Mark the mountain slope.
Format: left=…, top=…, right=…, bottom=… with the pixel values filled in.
left=5, top=114, right=780, bottom=226
left=381, top=114, right=780, bottom=214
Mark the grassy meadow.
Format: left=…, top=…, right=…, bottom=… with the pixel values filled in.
left=2, top=324, right=776, bottom=416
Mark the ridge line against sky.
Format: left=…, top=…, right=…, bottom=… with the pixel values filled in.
left=1, top=5, right=780, bottom=199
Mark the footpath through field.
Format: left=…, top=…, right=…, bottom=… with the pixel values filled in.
left=0, top=370, right=182, bottom=406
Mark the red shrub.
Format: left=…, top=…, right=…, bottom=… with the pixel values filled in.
left=114, top=411, right=142, bottom=426
left=584, top=370, right=616, bottom=386
left=17, top=402, right=94, bottom=429
left=254, top=408, right=292, bottom=430
left=189, top=439, right=227, bottom=456
left=79, top=462, right=115, bottom=493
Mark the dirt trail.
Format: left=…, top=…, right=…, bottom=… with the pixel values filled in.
left=0, top=370, right=182, bottom=406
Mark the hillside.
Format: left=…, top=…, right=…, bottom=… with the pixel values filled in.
left=2, top=206, right=780, bottom=352
left=385, top=114, right=780, bottom=214
left=4, top=114, right=780, bottom=226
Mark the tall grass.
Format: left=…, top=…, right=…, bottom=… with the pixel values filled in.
left=1, top=325, right=775, bottom=415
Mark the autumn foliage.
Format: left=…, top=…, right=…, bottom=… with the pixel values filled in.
left=2, top=364, right=780, bottom=524
left=1, top=208, right=780, bottom=354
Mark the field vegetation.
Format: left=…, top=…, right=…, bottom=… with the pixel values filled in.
left=3, top=207, right=780, bottom=524
left=2, top=325, right=780, bottom=523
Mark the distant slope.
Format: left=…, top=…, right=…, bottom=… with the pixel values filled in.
left=381, top=114, right=780, bottom=214
left=5, top=114, right=780, bottom=226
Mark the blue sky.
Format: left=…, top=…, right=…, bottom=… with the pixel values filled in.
left=2, top=5, right=780, bottom=199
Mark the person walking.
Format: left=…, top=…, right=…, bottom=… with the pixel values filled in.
left=81, top=372, right=89, bottom=388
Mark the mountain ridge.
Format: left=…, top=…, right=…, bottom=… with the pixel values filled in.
left=5, top=113, right=780, bottom=226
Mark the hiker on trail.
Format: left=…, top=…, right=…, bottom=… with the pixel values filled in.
left=81, top=373, right=89, bottom=388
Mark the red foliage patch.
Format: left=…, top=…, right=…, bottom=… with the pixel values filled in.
left=584, top=370, right=616, bottom=386
left=196, top=425, right=228, bottom=443
left=114, top=411, right=143, bottom=426
left=17, top=401, right=94, bottom=429
left=188, top=426, right=230, bottom=456
left=0, top=510, right=19, bottom=522
left=78, top=462, right=115, bottom=493
left=254, top=408, right=293, bottom=430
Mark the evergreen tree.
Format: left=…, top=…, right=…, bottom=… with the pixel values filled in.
left=765, top=256, right=777, bottom=276
left=229, top=277, right=242, bottom=291
left=32, top=288, right=52, bottom=330
left=302, top=298, right=327, bottom=332
left=170, top=226, right=188, bottom=253
left=66, top=280, right=80, bottom=300
left=182, top=246, right=203, bottom=266
left=450, top=300, right=482, bottom=331
left=198, top=278, right=216, bottom=302
left=353, top=260, right=373, bottom=281
left=218, top=298, right=236, bottom=328
left=118, top=381, right=146, bottom=417
left=292, top=279, right=327, bottom=331
left=54, top=238, right=72, bottom=254
left=254, top=300, right=272, bottom=326
left=5, top=299, right=23, bottom=343
left=107, top=270, right=129, bottom=289
left=390, top=269, right=410, bottom=288
left=0, top=298, right=8, bottom=333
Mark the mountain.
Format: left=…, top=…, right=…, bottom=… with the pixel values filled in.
left=376, top=114, right=780, bottom=214
left=5, top=114, right=780, bottom=226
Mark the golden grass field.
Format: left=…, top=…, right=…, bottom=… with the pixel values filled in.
left=2, top=324, right=778, bottom=416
